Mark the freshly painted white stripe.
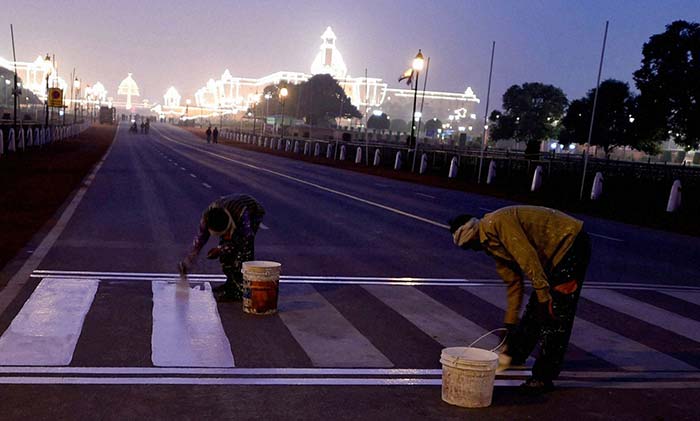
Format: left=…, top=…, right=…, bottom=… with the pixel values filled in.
left=189, top=173, right=197, bottom=178
left=663, top=291, right=700, bottom=306
left=278, top=284, right=392, bottom=367
left=466, top=286, right=696, bottom=371
left=151, top=281, right=234, bottom=367
left=0, top=125, right=116, bottom=315
left=583, top=289, right=700, bottom=342
left=260, top=223, right=269, bottom=230
left=415, top=192, right=435, bottom=199
left=153, top=127, right=450, bottom=229
left=0, top=278, right=98, bottom=365
left=202, top=182, right=212, bottom=189
left=364, top=285, right=501, bottom=349
left=589, top=232, right=624, bottom=242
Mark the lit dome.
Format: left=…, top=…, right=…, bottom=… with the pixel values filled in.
left=310, top=26, right=347, bottom=79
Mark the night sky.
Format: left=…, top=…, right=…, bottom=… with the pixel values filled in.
left=2, top=0, right=699, bottom=115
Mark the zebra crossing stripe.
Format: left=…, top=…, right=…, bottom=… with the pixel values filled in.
left=151, top=282, right=234, bottom=367
left=364, top=285, right=501, bottom=349
left=583, top=289, right=700, bottom=343
left=465, top=286, right=696, bottom=371
left=0, top=278, right=98, bottom=365
left=663, top=291, right=700, bottom=307
left=278, top=284, right=392, bottom=367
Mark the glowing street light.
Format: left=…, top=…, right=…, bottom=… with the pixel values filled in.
left=43, top=54, right=52, bottom=127
left=409, top=49, right=424, bottom=172
left=279, top=86, right=289, bottom=137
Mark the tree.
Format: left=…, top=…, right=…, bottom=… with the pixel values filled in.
left=298, top=74, right=361, bottom=126
left=367, top=112, right=390, bottom=130
left=633, top=20, right=700, bottom=150
left=390, top=118, right=409, bottom=133
left=560, top=79, right=642, bottom=155
left=488, top=82, right=568, bottom=156
left=423, top=118, right=442, bottom=137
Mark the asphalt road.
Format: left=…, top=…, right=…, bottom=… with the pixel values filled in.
left=0, top=122, right=698, bottom=420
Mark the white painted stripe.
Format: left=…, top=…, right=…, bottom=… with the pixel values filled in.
left=278, top=284, right=392, bottom=367
left=0, top=126, right=117, bottom=315
left=180, top=167, right=186, bottom=171
left=583, top=289, right=700, bottom=342
left=0, top=278, right=98, bottom=365
left=151, top=281, right=234, bottom=367
left=189, top=173, right=197, bottom=178
left=589, top=232, right=624, bottom=242
left=202, top=182, right=212, bottom=189
left=479, top=207, right=494, bottom=212
left=260, top=222, right=269, bottom=230
left=153, top=127, right=449, bottom=229
left=364, top=285, right=501, bottom=349
left=415, top=192, right=435, bottom=199
left=466, top=286, right=696, bottom=371
left=663, top=291, right=700, bottom=306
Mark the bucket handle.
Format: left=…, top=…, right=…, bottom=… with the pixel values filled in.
left=468, top=328, right=508, bottom=352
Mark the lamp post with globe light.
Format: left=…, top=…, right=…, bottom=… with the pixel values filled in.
left=264, top=92, right=272, bottom=134
left=409, top=50, right=424, bottom=172
left=43, top=54, right=52, bottom=128
left=279, top=87, right=288, bottom=137
left=73, top=77, right=80, bottom=124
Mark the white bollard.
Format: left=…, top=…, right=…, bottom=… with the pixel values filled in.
left=487, top=160, right=497, bottom=184
left=531, top=165, right=543, bottom=192
left=44, top=128, right=50, bottom=144
left=448, top=156, right=458, bottom=178
left=18, top=129, right=25, bottom=150
left=34, top=128, right=40, bottom=146
left=590, top=172, right=604, bottom=200
left=303, top=142, right=309, bottom=155
left=340, top=145, right=347, bottom=160
left=326, top=144, right=334, bottom=159
left=8, top=129, right=15, bottom=152
left=294, top=141, right=300, bottom=154
left=286, top=140, right=292, bottom=152
left=27, top=128, right=33, bottom=147
left=420, top=153, right=428, bottom=174
left=373, top=149, right=381, bottom=166
left=355, top=147, right=363, bottom=164
left=394, top=151, right=402, bottom=170
left=314, top=143, right=321, bottom=157
left=0, top=130, right=3, bottom=156
left=666, top=180, right=682, bottom=213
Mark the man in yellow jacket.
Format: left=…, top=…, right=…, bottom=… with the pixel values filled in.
left=450, top=206, right=591, bottom=394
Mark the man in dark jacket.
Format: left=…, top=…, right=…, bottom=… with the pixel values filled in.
left=450, top=206, right=591, bottom=394
left=179, top=194, right=266, bottom=301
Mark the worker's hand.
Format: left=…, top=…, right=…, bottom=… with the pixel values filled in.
left=206, top=246, right=222, bottom=260
left=177, top=261, right=188, bottom=276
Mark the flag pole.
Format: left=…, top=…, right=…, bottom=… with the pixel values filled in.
left=478, top=41, right=495, bottom=184
left=579, top=21, right=609, bottom=201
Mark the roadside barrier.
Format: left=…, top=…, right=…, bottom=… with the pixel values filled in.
left=373, top=149, right=381, bottom=166
left=531, top=165, right=543, bottom=192
left=591, top=172, right=604, bottom=200
left=420, top=153, right=428, bottom=174
left=8, top=129, right=15, bottom=152
left=448, top=156, right=458, bottom=178
left=394, top=151, right=402, bottom=170
left=355, top=147, right=362, bottom=164
left=487, top=160, right=496, bottom=184
left=666, top=180, right=682, bottom=212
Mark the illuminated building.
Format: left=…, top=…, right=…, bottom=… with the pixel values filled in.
left=170, top=27, right=480, bottom=125
left=117, top=73, right=140, bottom=111
left=0, top=55, right=67, bottom=98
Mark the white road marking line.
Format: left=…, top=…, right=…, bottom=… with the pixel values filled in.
left=260, top=223, right=269, bottom=230
left=151, top=281, right=234, bottom=367
left=468, top=286, right=696, bottom=371
left=0, top=124, right=117, bottom=315
left=153, top=128, right=449, bottom=230
left=415, top=192, right=435, bottom=199
left=278, top=284, right=392, bottom=367
left=479, top=207, right=494, bottom=212
left=589, top=232, right=624, bottom=242
left=583, top=289, right=700, bottom=342
left=180, top=167, right=186, bottom=171
left=30, top=271, right=700, bottom=292
left=202, top=182, right=212, bottom=189
left=0, top=278, right=98, bottom=365
left=189, top=173, right=197, bottom=178
left=663, top=291, right=700, bottom=306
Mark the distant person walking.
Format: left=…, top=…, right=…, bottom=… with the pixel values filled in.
left=213, top=127, right=219, bottom=144
left=206, top=126, right=212, bottom=143
left=449, top=205, right=591, bottom=395
left=178, top=194, right=266, bottom=301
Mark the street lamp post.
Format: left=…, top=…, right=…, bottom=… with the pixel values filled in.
left=279, top=87, right=288, bottom=138
left=73, top=77, right=80, bottom=124
left=264, top=93, right=271, bottom=134
left=252, top=94, right=260, bottom=138
left=409, top=49, right=424, bottom=172
left=44, top=54, right=52, bottom=128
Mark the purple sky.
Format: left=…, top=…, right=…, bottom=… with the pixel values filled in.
left=2, top=0, right=699, bottom=116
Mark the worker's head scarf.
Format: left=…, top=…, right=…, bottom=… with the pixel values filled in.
left=452, top=217, right=480, bottom=247
left=208, top=208, right=236, bottom=237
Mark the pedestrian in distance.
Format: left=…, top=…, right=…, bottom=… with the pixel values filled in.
left=206, top=126, right=212, bottom=143
left=144, top=119, right=150, bottom=134
left=178, top=194, right=266, bottom=301
left=213, top=126, right=219, bottom=144
left=449, top=205, right=591, bottom=395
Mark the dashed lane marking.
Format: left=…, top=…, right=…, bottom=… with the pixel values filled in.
left=202, top=183, right=212, bottom=189
left=189, top=173, right=197, bottom=178
left=415, top=192, right=435, bottom=199
left=589, top=232, right=624, bottom=242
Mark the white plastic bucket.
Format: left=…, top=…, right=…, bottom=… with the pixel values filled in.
left=241, top=261, right=281, bottom=315
left=440, top=347, right=498, bottom=408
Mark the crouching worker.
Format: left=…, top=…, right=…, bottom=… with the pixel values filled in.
left=449, top=206, right=591, bottom=395
left=179, top=194, right=265, bottom=301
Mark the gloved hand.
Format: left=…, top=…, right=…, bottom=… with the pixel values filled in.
left=207, top=246, right=222, bottom=260
left=177, top=261, right=188, bottom=276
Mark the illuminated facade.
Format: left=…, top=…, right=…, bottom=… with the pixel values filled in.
left=117, top=73, right=140, bottom=110
left=0, top=55, right=67, bottom=98
left=164, top=26, right=480, bottom=124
